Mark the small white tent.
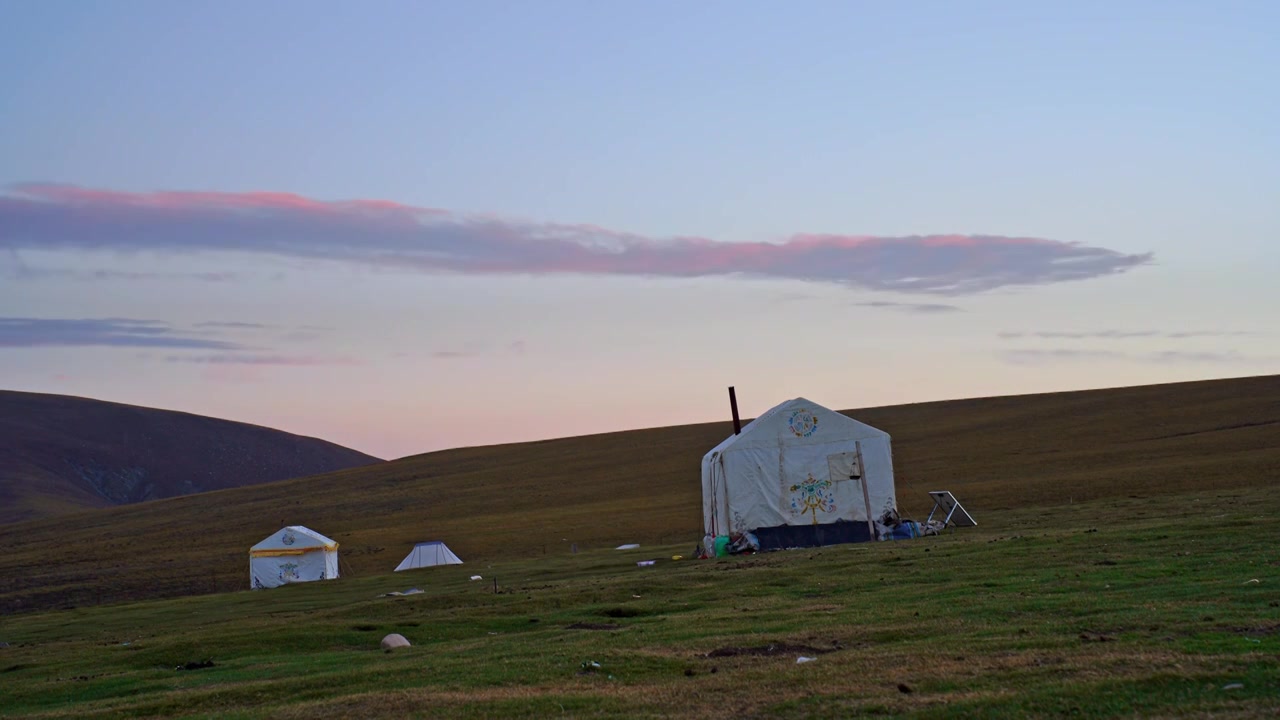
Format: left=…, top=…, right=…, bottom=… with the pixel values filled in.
left=394, top=541, right=463, bottom=571
left=701, top=397, right=897, bottom=551
left=250, top=525, right=339, bottom=589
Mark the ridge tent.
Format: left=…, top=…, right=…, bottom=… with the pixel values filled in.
left=250, top=525, right=339, bottom=589
left=394, top=541, right=463, bottom=571
left=701, top=397, right=898, bottom=551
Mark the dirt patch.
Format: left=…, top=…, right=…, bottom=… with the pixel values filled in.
left=2, top=663, right=35, bottom=673
left=1227, top=622, right=1280, bottom=636
left=704, top=642, right=835, bottom=658
left=175, top=659, right=215, bottom=671
left=1078, top=631, right=1116, bottom=642
left=600, top=607, right=643, bottom=618
left=565, top=623, right=620, bottom=631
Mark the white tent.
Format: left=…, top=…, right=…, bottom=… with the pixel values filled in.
left=701, top=397, right=897, bottom=551
left=394, top=541, right=463, bottom=571
left=250, top=525, right=339, bottom=589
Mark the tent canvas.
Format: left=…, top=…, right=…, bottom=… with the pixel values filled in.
left=250, top=525, right=339, bottom=589
left=701, top=397, right=897, bottom=551
left=394, top=541, right=463, bottom=571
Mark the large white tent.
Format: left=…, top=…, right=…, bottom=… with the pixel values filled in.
left=250, top=525, right=339, bottom=589
left=701, top=397, right=897, bottom=551
left=394, top=541, right=463, bottom=571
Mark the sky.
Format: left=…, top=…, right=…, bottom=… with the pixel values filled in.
left=1, top=0, right=1277, bottom=460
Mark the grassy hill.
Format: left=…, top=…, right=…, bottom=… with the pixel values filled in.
left=0, top=375, right=1277, bottom=718
left=1, top=464, right=1276, bottom=717
left=0, top=374, right=1275, bottom=617
left=0, top=390, right=383, bottom=525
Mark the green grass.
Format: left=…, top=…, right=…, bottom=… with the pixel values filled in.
left=2, top=486, right=1277, bottom=718
left=2, top=375, right=1277, bottom=715
left=3, top=373, right=1278, bottom=615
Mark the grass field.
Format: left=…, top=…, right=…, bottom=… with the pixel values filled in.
left=2, top=374, right=1277, bottom=615
left=1, top=375, right=1277, bottom=717
left=1, top=484, right=1277, bottom=718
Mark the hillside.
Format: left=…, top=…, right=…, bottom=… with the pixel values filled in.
left=1, top=374, right=1276, bottom=614
left=0, top=390, right=383, bottom=524
left=4, top=488, right=1276, bottom=718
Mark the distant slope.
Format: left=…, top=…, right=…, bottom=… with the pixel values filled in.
left=0, top=390, right=383, bottom=524
left=1, top=374, right=1276, bottom=614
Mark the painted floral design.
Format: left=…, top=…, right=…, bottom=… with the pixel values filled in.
left=790, top=473, right=836, bottom=524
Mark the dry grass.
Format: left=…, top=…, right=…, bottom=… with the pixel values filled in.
left=1, top=374, right=1277, bottom=615
left=0, top=389, right=380, bottom=524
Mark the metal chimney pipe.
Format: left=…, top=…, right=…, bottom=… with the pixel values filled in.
left=728, top=386, right=741, bottom=434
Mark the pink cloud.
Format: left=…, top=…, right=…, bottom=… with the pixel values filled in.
left=1, top=184, right=1153, bottom=295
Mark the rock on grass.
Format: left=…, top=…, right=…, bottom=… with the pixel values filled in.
left=381, top=633, right=410, bottom=651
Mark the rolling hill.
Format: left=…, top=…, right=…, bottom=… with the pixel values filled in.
left=0, top=374, right=1276, bottom=615
left=0, top=390, right=383, bottom=525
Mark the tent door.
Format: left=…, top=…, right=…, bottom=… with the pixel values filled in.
left=827, top=445, right=876, bottom=537
left=827, top=451, right=866, bottom=520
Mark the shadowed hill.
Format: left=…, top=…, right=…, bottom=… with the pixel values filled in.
left=0, top=390, right=383, bottom=524
left=0, top=374, right=1276, bottom=614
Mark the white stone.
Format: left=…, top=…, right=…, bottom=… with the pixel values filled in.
left=381, top=633, right=411, bottom=651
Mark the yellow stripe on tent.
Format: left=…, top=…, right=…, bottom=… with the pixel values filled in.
left=249, top=545, right=337, bottom=557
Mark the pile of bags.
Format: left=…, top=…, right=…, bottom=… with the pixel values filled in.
left=694, top=531, right=760, bottom=558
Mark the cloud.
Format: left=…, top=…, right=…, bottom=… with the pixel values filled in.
left=0, top=184, right=1153, bottom=295
left=193, top=321, right=271, bottom=330
left=999, top=330, right=1257, bottom=340
left=2, top=254, right=237, bottom=283
left=427, top=340, right=526, bottom=360
left=2, top=316, right=361, bottom=377
left=165, top=353, right=362, bottom=366
left=83, top=269, right=237, bottom=282
left=1144, top=350, right=1263, bottom=364
left=1002, top=348, right=1272, bottom=365
left=189, top=321, right=329, bottom=343
left=1161, top=331, right=1258, bottom=339
left=0, top=317, right=246, bottom=349
left=1002, top=349, right=1126, bottom=364
left=855, top=300, right=962, bottom=314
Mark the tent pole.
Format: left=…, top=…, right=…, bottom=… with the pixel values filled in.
left=728, top=386, right=741, bottom=434
left=855, top=441, right=876, bottom=540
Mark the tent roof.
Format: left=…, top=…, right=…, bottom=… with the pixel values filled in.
left=704, top=396, right=889, bottom=457
left=394, top=539, right=463, bottom=571
left=250, top=525, right=338, bottom=552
